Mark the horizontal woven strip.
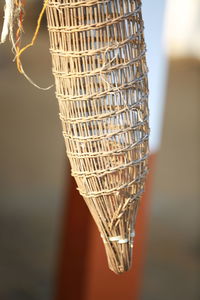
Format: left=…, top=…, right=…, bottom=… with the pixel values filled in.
left=77, top=169, right=148, bottom=197
left=62, top=118, right=148, bottom=141
left=52, top=51, right=146, bottom=79
left=56, top=74, right=148, bottom=101
left=47, top=7, right=141, bottom=33
left=66, top=134, right=148, bottom=158
left=59, top=97, right=147, bottom=123
left=71, top=154, right=148, bottom=178
left=49, top=31, right=144, bottom=57
left=48, top=0, right=111, bottom=9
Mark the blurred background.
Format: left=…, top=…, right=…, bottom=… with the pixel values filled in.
left=0, top=0, right=199, bottom=299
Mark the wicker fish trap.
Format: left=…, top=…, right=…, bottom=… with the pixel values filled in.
left=46, top=0, right=149, bottom=274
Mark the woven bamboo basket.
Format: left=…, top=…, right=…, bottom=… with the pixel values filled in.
left=46, top=0, right=149, bottom=274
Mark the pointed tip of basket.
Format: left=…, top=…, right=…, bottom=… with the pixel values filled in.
left=101, top=228, right=136, bottom=274
left=84, top=192, right=139, bottom=274
left=108, top=256, right=133, bottom=275
left=105, top=241, right=134, bottom=274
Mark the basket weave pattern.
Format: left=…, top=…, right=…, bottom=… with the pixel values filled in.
left=46, top=0, right=149, bottom=274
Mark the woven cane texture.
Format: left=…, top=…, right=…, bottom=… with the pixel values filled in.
left=46, top=0, right=149, bottom=274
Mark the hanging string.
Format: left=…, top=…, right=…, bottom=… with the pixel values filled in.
left=14, top=0, right=52, bottom=90
left=1, top=0, right=52, bottom=90
left=14, top=0, right=25, bottom=60
left=15, top=0, right=49, bottom=74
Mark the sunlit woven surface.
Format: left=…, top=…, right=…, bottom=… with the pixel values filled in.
left=46, top=0, right=149, bottom=274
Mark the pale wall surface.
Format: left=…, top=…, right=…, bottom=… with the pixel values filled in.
left=142, top=58, right=200, bottom=300
left=0, top=6, right=66, bottom=296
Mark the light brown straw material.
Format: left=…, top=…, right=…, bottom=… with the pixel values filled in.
left=46, top=0, right=149, bottom=274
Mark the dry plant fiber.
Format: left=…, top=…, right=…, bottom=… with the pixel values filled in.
left=1, top=0, right=52, bottom=89
left=46, top=0, right=149, bottom=274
